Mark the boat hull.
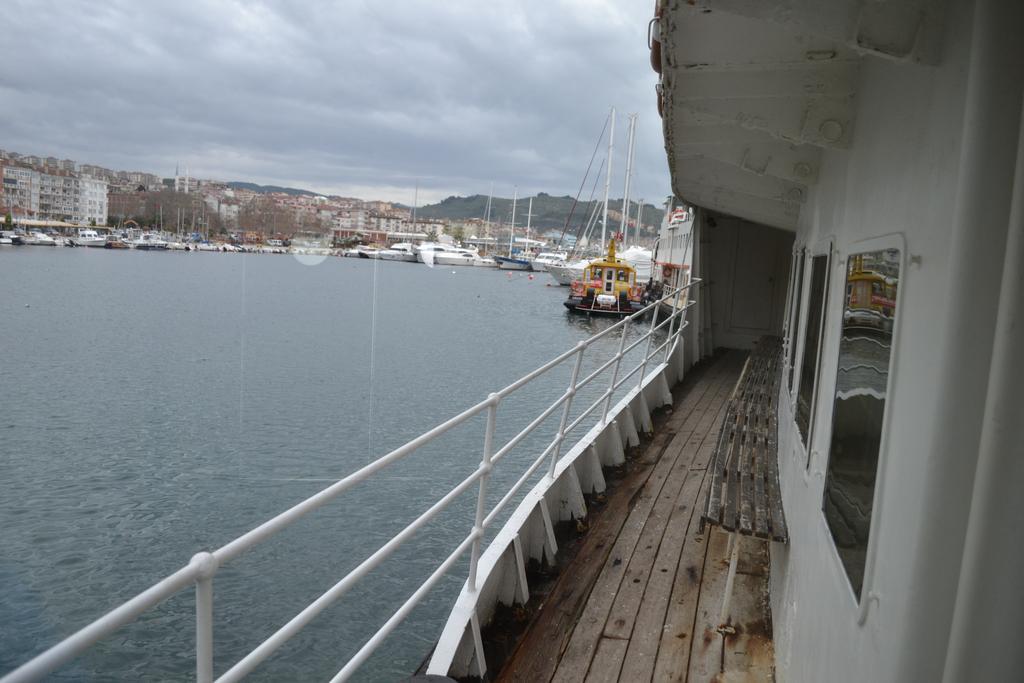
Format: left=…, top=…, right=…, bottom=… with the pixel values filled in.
left=495, top=256, right=533, bottom=271
left=563, top=295, right=644, bottom=317
left=434, top=254, right=476, bottom=267
left=547, top=264, right=582, bottom=286
left=76, top=238, right=107, bottom=248
left=378, top=252, right=417, bottom=262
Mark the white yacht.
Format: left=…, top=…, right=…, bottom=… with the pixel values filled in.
left=132, top=233, right=168, bottom=250
left=74, top=229, right=106, bottom=248
left=377, top=243, right=418, bottom=262
left=434, top=247, right=487, bottom=267
left=546, top=258, right=588, bottom=286
left=28, top=231, right=56, bottom=246
left=414, top=242, right=460, bottom=264
left=530, top=251, right=568, bottom=272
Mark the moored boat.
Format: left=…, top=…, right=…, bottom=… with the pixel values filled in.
left=74, top=229, right=107, bottom=248
left=494, top=255, right=533, bottom=271
left=377, top=243, right=418, bottom=262
left=435, top=247, right=485, bottom=267
left=132, top=233, right=168, bottom=250
left=563, top=239, right=645, bottom=316
left=28, top=231, right=56, bottom=246
left=530, top=251, right=567, bottom=272
left=547, top=258, right=587, bottom=285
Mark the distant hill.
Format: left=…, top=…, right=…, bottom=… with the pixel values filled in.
left=227, top=181, right=318, bottom=196
left=415, top=193, right=664, bottom=238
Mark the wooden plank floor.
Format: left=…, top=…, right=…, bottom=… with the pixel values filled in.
left=496, top=350, right=775, bottom=683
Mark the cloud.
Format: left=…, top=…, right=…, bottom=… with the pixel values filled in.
left=0, top=0, right=668, bottom=205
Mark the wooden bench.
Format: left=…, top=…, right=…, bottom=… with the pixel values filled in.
left=700, top=336, right=788, bottom=627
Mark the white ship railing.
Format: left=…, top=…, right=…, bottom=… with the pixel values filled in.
left=1, top=279, right=699, bottom=683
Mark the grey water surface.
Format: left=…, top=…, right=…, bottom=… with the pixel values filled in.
left=0, top=248, right=661, bottom=682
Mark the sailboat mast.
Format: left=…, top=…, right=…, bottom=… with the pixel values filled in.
left=412, top=182, right=418, bottom=236
left=524, top=196, right=532, bottom=252
left=484, top=183, right=493, bottom=241
left=620, top=114, right=637, bottom=245
left=601, top=106, right=615, bottom=248
left=508, top=188, right=518, bottom=257
left=635, top=199, right=644, bottom=243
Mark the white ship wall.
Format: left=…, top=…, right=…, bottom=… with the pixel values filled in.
left=770, top=1, right=1021, bottom=680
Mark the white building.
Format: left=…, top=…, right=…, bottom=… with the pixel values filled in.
left=370, top=213, right=404, bottom=232
left=334, top=207, right=368, bottom=231
left=78, top=176, right=108, bottom=225
left=1, top=165, right=40, bottom=217
left=38, top=173, right=78, bottom=222
left=2, top=165, right=108, bottom=225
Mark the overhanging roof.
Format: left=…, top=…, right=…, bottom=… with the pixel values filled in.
left=657, top=0, right=945, bottom=231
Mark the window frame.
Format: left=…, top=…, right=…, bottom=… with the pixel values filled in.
left=817, top=233, right=907, bottom=620
left=781, top=246, right=799, bottom=349
left=786, top=248, right=807, bottom=398
left=795, top=241, right=833, bottom=461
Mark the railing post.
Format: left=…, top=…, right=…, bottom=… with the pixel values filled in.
left=548, top=342, right=587, bottom=477
left=468, top=395, right=499, bottom=592
left=637, top=290, right=664, bottom=389
left=663, top=285, right=687, bottom=363
left=191, top=552, right=219, bottom=683
left=601, top=319, right=630, bottom=424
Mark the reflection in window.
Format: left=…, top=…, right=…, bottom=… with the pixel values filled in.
left=823, top=249, right=900, bottom=599
left=787, top=250, right=805, bottom=393
left=796, top=254, right=830, bottom=446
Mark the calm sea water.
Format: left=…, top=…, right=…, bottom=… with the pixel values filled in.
left=0, top=247, right=658, bottom=681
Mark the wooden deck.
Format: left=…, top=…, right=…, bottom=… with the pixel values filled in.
left=495, top=350, right=775, bottom=683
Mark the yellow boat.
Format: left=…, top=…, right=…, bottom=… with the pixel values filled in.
left=564, top=239, right=647, bottom=316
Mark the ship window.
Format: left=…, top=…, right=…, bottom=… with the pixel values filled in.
left=796, top=254, right=830, bottom=448
left=787, top=250, right=805, bottom=393
left=617, top=270, right=627, bottom=282
left=591, top=268, right=601, bottom=280
left=823, top=248, right=900, bottom=600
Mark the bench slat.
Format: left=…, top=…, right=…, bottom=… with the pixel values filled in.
left=753, top=435, right=770, bottom=538
left=700, top=336, right=789, bottom=544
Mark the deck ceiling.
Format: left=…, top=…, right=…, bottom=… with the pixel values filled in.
left=658, top=0, right=945, bottom=231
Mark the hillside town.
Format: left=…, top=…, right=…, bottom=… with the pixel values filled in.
left=0, top=148, right=652, bottom=249
left=0, top=148, right=454, bottom=244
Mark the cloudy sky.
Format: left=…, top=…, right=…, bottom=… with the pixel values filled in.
left=2, top=0, right=668, bottom=205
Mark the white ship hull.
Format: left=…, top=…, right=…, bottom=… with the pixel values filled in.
left=76, top=237, right=107, bottom=248
left=434, top=253, right=476, bottom=267
left=547, top=261, right=585, bottom=286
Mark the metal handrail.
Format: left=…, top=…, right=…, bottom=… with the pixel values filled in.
left=1, top=278, right=700, bottom=683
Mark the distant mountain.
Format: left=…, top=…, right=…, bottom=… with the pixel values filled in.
left=415, top=193, right=664, bottom=238
left=227, top=181, right=318, bottom=196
